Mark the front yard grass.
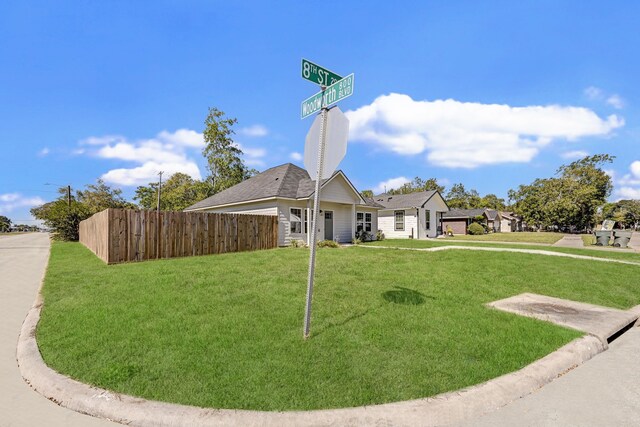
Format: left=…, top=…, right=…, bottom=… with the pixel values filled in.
left=367, top=239, right=640, bottom=261
left=37, top=242, right=640, bottom=411
left=444, top=231, right=564, bottom=244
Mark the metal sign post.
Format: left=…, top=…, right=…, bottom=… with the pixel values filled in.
left=303, top=102, right=328, bottom=339
left=300, top=60, right=353, bottom=339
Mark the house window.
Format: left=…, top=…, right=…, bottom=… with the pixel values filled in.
left=394, top=210, right=404, bottom=231
left=425, top=209, right=431, bottom=230
left=304, top=209, right=313, bottom=234
left=357, top=212, right=373, bottom=232
left=290, top=208, right=302, bottom=234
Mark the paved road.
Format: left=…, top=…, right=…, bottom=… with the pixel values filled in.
left=457, top=325, right=640, bottom=427
left=0, top=233, right=117, bottom=426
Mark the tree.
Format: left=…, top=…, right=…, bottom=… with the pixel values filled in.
left=446, top=183, right=481, bottom=209
left=601, top=199, right=640, bottom=230
left=202, top=107, right=256, bottom=194
left=0, top=215, right=11, bottom=232
left=31, top=188, right=91, bottom=241
left=360, top=189, right=374, bottom=198
left=480, top=194, right=507, bottom=211
left=509, top=154, right=614, bottom=231
left=77, top=179, right=132, bottom=214
left=134, top=173, right=213, bottom=211
left=387, top=177, right=446, bottom=195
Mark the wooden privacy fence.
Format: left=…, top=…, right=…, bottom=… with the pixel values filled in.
left=79, top=208, right=279, bottom=264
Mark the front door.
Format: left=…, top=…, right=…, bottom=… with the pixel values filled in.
left=324, top=211, right=333, bottom=240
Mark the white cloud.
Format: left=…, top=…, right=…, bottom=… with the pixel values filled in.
left=82, top=128, right=268, bottom=186
left=616, top=187, right=640, bottom=200
left=373, top=176, right=410, bottom=194
left=584, top=86, right=603, bottom=100
left=80, top=135, right=125, bottom=146
left=157, top=129, right=204, bottom=147
left=290, top=152, right=303, bottom=161
left=561, top=150, right=589, bottom=160
left=101, top=161, right=202, bottom=187
left=235, top=143, right=266, bottom=168
left=238, top=125, right=268, bottom=137
left=83, top=129, right=205, bottom=186
left=614, top=161, right=640, bottom=200
left=346, top=93, right=623, bottom=168
left=38, top=147, right=50, bottom=157
left=0, top=193, right=46, bottom=214
left=606, top=95, right=625, bottom=109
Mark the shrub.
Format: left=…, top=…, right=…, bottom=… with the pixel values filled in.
left=376, top=230, right=385, bottom=241
left=355, top=230, right=374, bottom=243
left=467, top=222, right=485, bottom=235
left=317, top=239, right=339, bottom=248
left=289, top=239, right=306, bottom=248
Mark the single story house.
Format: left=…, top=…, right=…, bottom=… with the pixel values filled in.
left=184, top=163, right=379, bottom=246
left=499, top=211, right=521, bottom=232
left=368, top=191, right=449, bottom=239
left=441, top=208, right=501, bottom=235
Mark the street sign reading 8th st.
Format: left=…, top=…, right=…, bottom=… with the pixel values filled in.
left=301, top=59, right=343, bottom=87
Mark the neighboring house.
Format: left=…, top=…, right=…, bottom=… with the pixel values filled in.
left=184, top=163, right=379, bottom=246
left=499, top=211, right=520, bottom=232
left=441, top=208, right=501, bottom=235
left=369, top=191, right=450, bottom=239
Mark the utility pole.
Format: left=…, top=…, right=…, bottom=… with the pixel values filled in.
left=157, top=171, right=164, bottom=211
left=67, top=185, right=71, bottom=207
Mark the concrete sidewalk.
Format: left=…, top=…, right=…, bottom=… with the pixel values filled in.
left=0, top=233, right=117, bottom=426
left=553, top=234, right=584, bottom=248
left=457, top=326, right=640, bottom=426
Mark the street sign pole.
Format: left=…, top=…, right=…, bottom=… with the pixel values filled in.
left=303, top=96, right=328, bottom=339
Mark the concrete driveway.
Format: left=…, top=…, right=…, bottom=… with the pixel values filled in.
left=0, top=233, right=117, bottom=426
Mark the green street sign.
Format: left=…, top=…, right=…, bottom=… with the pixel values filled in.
left=301, top=59, right=343, bottom=87
left=301, top=73, right=355, bottom=119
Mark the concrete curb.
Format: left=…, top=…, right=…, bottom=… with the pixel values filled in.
left=18, top=298, right=606, bottom=426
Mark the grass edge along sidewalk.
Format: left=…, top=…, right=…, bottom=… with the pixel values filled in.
left=36, top=242, right=640, bottom=411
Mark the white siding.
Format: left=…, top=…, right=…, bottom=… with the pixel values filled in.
left=424, top=194, right=449, bottom=238
left=356, top=207, right=379, bottom=236
left=277, top=200, right=309, bottom=247
left=321, top=175, right=360, bottom=204
left=378, top=209, right=418, bottom=239
left=309, top=202, right=353, bottom=243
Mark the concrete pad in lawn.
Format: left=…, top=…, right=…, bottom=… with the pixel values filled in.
left=487, top=293, right=639, bottom=345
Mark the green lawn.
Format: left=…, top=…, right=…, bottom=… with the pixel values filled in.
left=37, top=242, right=640, bottom=411
left=444, top=231, right=564, bottom=244
left=367, top=239, right=640, bottom=262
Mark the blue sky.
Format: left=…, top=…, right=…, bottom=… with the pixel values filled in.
left=2, top=1, right=640, bottom=224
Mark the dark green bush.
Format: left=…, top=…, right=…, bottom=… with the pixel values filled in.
left=467, top=222, right=485, bottom=235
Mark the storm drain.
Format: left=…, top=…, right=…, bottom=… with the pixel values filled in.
left=486, top=293, right=639, bottom=345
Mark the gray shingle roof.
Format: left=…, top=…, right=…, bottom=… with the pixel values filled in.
left=443, top=208, right=499, bottom=220
left=372, top=191, right=438, bottom=209
left=184, top=163, right=367, bottom=211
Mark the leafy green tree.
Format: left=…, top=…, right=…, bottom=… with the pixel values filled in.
left=0, top=215, right=11, bottom=232
left=77, top=179, right=132, bottom=214
left=601, top=199, right=640, bottom=230
left=134, top=173, right=213, bottom=211
left=202, top=107, right=256, bottom=194
left=509, top=154, right=614, bottom=231
left=446, top=183, right=481, bottom=209
left=31, top=188, right=91, bottom=241
left=480, top=194, right=507, bottom=211
left=360, top=189, right=374, bottom=198
left=387, top=177, right=446, bottom=195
